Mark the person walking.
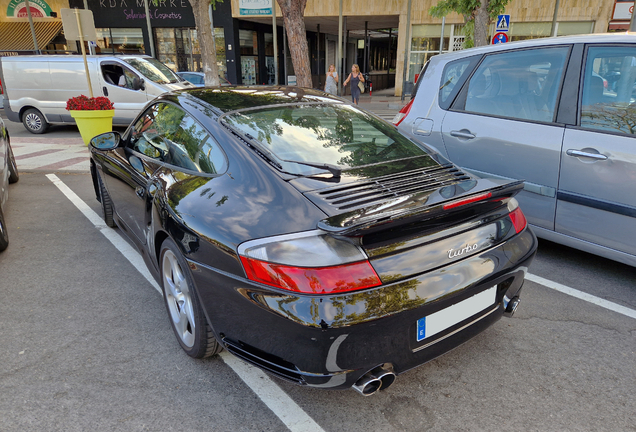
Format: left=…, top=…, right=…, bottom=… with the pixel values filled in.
left=324, top=64, right=339, bottom=95
left=343, top=64, right=365, bottom=105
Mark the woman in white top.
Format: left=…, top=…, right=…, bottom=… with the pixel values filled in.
left=324, top=64, right=338, bottom=95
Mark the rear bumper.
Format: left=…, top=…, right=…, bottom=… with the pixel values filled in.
left=2, top=99, right=20, bottom=123
left=188, top=228, right=537, bottom=389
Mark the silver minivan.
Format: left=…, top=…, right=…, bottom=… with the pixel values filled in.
left=0, top=55, right=194, bottom=133
left=395, top=33, right=636, bottom=267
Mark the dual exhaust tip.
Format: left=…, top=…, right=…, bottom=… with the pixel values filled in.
left=352, top=364, right=396, bottom=396
left=353, top=298, right=521, bottom=396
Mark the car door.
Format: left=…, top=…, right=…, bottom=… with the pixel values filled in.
left=98, top=60, right=148, bottom=125
left=556, top=44, right=636, bottom=257
left=99, top=105, right=164, bottom=245
left=103, top=102, right=228, bottom=245
left=440, top=46, right=571, bottom=230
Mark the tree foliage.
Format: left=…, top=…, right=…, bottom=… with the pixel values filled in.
left=429, top=0, right=511, bottom=47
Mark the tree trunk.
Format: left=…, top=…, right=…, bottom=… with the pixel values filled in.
left=277, top=0, right=312, bottom=88
left=473, top=0, right=490, bottom=47
left=189, top=0, right=220, bottom=86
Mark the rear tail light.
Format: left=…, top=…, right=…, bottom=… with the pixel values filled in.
left=392, top=99, right=414, bottom=126
left=238, top=230, right=382, bottom=294
left=507, top=198, right=527, bottom=233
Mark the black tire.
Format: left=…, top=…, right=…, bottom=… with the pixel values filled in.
left=97, top=174, right=116, bottom=228
left=160, top=237, right=222, bottom=359
left=0, top=207, right=9, bottom=252
left=7, top=143, right=19, bottom=184
left=22, top=108, right=48, bottom=134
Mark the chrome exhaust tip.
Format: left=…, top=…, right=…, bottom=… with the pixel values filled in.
left=371, top=365, right=396, bottom=391
left=351, top=374, right=382, bottom=396
left=504, top=296, right=521, bottom=317
left=352, top=364, right=396, bottom=396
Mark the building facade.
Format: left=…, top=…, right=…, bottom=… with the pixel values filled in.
left=0, top=0, right=629, bottom=95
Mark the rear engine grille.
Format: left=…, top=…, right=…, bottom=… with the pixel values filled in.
left=318, top=164, right=471, bottom=211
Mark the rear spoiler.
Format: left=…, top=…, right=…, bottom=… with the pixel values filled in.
left=317, top=178, right=524, bottom=236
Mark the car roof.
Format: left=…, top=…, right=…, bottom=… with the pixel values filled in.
left=434, top=33, right=636, bottom=62
left=182, top=86, right=346, bottom=113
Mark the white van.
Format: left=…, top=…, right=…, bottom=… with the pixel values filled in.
left=0, top=55, right=194, bottom=134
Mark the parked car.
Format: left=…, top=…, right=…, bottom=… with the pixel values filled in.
left=176, top=71, right=231, bottom=87
left=89, top=86, right=536, bottom=395
left=395, top=33, right=636, bottom=267
left=0, top=55, right=192, bottom=134
left=0, top=116, right=19, bottom=252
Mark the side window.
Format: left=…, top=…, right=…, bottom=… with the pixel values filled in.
left=463, top=47, right=569, bottom=123
left=130, top=103, right=227, bottom=174
left=580, top=46, right=636, bottom=135
left=101, top=64, right=138, bottom=89
left=439, top=58, right=474, bottom=108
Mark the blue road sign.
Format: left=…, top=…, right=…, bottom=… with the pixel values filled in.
left=492, top=32, right=509, bottom=44
left=496, top=14, right=510, bottom=32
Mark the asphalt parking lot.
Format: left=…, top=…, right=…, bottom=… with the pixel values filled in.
left=1, top=115, right=635, bottom=432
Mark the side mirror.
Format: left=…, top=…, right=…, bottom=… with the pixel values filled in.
left=133, top=77, right=145, bottom=91
left=90, top=131, right=121, bottom=151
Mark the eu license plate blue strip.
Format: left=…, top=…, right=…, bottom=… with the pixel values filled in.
left=416, top=286, right=496, bottom=342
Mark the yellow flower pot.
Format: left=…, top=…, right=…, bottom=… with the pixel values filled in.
left=70, top=110, right=115, bottom=146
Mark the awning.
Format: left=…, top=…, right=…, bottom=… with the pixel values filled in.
left=0, top=21, right=63, bottom=52
left=609, top=20, right=630, bottom=31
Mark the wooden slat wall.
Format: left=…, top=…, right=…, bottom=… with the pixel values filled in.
left=232, top=0, right=611, bottom=24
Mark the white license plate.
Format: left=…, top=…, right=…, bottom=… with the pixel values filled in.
left=416, top=286, right=496, bottom=342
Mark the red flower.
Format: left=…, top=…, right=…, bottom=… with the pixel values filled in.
left=66, top=95, right=114, bottom=111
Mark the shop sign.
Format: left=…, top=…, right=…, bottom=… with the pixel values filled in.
left=239, top=0, right=272, bottom=15
left=7, top=0, right=53, bottom=17
left=612, top=1, right=634, bottom=20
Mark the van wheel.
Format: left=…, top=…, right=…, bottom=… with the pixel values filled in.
left=22, top=108, right=48, bottom=134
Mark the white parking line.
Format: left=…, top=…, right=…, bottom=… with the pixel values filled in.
left=46, top=174, right=326, bottom=432
left=526, top=273, right=636, bottom=320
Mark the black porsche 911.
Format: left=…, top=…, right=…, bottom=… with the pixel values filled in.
left=89, top=86, right=537, bottom=395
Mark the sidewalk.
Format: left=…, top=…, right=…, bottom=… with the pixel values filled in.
left=11, top=136, right=89, bottom=173
left=356, top=87, right=407, bottom=121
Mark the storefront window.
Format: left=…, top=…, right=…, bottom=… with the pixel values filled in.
left=240, top=29, right=259, bottom=85
left=507, top=21, right=594, bottom=41
left=409, top=24, right=459, bottom=83
left=155, top=28, right=226, bottom=77
left=95, top=28, right=144, bottom=54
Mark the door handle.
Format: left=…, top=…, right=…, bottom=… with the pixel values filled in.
left=103, top=86, right=109, bottom=97
left=450, top=130, right=476, bottom=139
left=135, top=187, right=145, bottom=199
left=566, top=149, right=608, bottom=160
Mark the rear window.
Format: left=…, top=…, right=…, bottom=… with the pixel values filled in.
left=222, top=104, right=428, bottom=175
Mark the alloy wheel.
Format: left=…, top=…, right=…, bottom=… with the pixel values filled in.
left=162, top=249, right=196, bottom=348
